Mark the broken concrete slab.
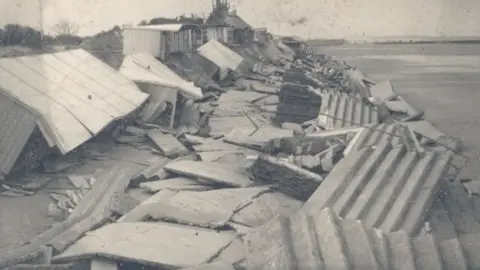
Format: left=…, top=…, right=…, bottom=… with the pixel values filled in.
left=212, top=90, right=267, bottom=117
left=405, top=121, right=447, bottom=141
left=198, top=151, right=252, bottom=163
left=136, top=186, right=300, bottom=229
left=230, top=191, right=302, bottom=228
left=139, top=187, right=272, bottom=229
left=52, top=222, right=236, bottom=269
left=183, top=134, right=245, bottom=152
left=139, top=177, right=211, bottom=193
left=249, top=155, right=323, bottom=200
left=118, top=189, right=178, bottom=222
left=163, top=160, right=256, bottom=188
left=209, top=237, right=246, bottom=267
left=147, top=130, right=190, bottom=158
left=224, top=126, right=294, bottom=151
left=130, top=157, right=170, bottom=186
left=370, top=80, right=397, bottom=101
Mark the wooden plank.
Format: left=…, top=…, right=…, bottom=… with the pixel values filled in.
left=48, top=167, right=134, bottom=253
left=249, top=155, right=323, bottom=200
left=0, top=170, right=130, bottom=268
left=52, top=222, right=236, bottom=269
left=147, top=130, right=189, bottom=158
left=224, top=126, right=293, bottom=151
left=163, top=160, right=255, bottom=188
left=139, top=177, right=211, bottom=193
left=183, top=134, right=243, bottom=152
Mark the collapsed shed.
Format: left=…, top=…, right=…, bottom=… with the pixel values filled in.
left=119, top=52, right=203, bottom=126
left=197, top=40, right=247, bottom=81
left=165, top=52, right=220, bottom=90
left=0, top=48, right=149, bottom=156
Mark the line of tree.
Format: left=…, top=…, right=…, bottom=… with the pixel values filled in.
left=139, top=14, right=205, bottom=26
left=0, top=19, right=83, bottom=48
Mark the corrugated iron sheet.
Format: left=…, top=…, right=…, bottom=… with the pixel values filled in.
left=344, top=123, right=423, bottom=155
left=0, top=94, right=37, bottom=178
left=318, top=90, right=380, bottom=129
left=119, top=52, right=203, bottom=99
left=303, top=142, right=453, bottom=236
left=0, top=49, right=148, bottom=154
left=122, top=27, right=166, bottom=59
left=197, top=40, right=244, bottom=71
left=244, top=207, right=477, bottom=269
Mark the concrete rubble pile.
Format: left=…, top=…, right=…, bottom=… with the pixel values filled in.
left=0, top=31, right=478, bottom=270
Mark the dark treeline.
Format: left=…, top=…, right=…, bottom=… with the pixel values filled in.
left=0, top=24, right=83, bottom=48
left=1, top=15, right=205, bottom=49
left=139, top=14, right=204, bottom=26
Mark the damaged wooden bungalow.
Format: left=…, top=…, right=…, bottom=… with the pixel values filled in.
left=119, top=52, right=203, bottom=127
left=121, top=23, right=223, bottom=89
left=122, top=23, right=203, bottom=60
left=0, top=49, right=149, bottom=179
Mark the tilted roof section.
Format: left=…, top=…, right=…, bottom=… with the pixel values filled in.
left=197, top=40, right=244, bottom=71
left=245, top=208, right=479, bottom=269
left=303, top=142, right=454, bottom=236
left=123, top=24, right=199, bottom=32
left=119, top=52, right=203, bottom=99
left=318, top=90, right=380, bottom=129
left=0, top=49, right=148, bottom=154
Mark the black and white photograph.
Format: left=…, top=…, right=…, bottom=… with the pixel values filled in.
left=0, top=0, right=478, bottom=269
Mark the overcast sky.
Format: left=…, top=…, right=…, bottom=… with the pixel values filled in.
left=0, top=0, right=478, bottom=38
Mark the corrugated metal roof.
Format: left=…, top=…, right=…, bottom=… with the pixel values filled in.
left=119, top=52, right=203, bottom=99
left=0, top=49, right=149, bottom=154
left=198, top=40, right=244, bottom=71
left=344, top=123, right=423, bottom=155
left=0, top=94, right=37, bottom=178
left=318, top=90, right=380, bottom=129
left=123, top=24, right=198, bottom=32
left=303, top=142, right=454, bottom=236
left=244, top=207, right=478, bottom=269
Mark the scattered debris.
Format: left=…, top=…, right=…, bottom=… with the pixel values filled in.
left=0, top=19, right=473, bottom=270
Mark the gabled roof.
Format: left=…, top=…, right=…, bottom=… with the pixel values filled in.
left=197, top=40, right=244, bottom=71
left=119, top=52, right=203, bottom=100
left=123, top=24, right=199, bottom=32
left=0, top=49, right=149, bottom=154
